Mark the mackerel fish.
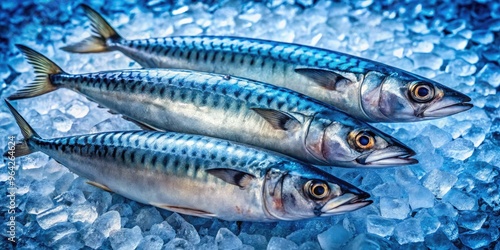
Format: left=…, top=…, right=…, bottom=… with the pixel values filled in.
left=61, top=4, right=473, bottom=122
left=5, top=100, right=371, bottom=221
left=10, top=45, right=417, bottom=167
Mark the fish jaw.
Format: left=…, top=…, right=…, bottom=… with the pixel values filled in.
left=320, top=191, right=372, bottom=215
left=356, top=145, right=418, bottom=167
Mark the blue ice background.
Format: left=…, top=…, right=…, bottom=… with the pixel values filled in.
left=1, top=0, right=500, bottom=249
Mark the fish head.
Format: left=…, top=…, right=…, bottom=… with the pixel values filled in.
left=305, top=114, right=417, bottom=167
left=360, top=71, right=472, bottom=121
left=262, top=163, right=372, bottom=220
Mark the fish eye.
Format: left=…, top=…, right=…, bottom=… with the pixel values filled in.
left=305, top=180, right=330, bottom=200
left=351, top=131, right=375, bottom=150
left=410, top=82, right=435, bottom=103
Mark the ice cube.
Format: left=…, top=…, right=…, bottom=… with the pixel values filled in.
left=477, top=63, right=500, bottom=88
left=239, top=233, right=267, bottom=250
left=68, top=203, right=98, bottom=224
left=215, top=228, right=242, bottom=250
left=55, top=189, right=87, bottom=206
left=163, top=238, right=194, bottom=250
left=267, top=237, right=298, bottom=250
left=380, top=197, right=410, bottom=220
left=445, top=19, right=466, bottom=33
left=137, top=235, right=163, bottom=250
left=417, top=152, right=444, bottom=171
left=424, top=230, right=457, bottom=249
left=36, top=205, right=68, bottom=230
left=438, top=216, right=459, bottom=240
left=445, top=58, right=476, bottom=76
left=421, top=169, right=458, bottom=198
left=197, top=235, right=218, bottom=250
left=87, top=190, right=113, bottom=214
left=82, top=227, right=106, bottom=249
left=53, top=173, right=76, bottom=196
left=420, top=125, right=453, bottom=149
left=286, top=228, right=320, bottom=244
left=456, top=50, right=479, bottom=64
left=345, top=233, right=393, bottom=250
left=463, top=126, right=486, bottom=147
left=415, top=211, right=440, bottom=235
left=441, top=34, right=468, bottom=50
left=471, top=30, right=494, bottom=44
left=432, top=202, right=458, bottom=218
left=166, top=213, right=200, bottom=244
left=109, top=226, right=143, bottom=250
left=24, top=193, right=54, bottom=215
left=317, top=223, right=352, bottom=249
left=458, top=211, right=488, bottom=231
left=410, top=53, right=443, bottom=70
left=394, top=219, right=424, bottom=245
left=407, top=184, right=435, bottom=209
left=468, top=161, right=497, bottom=183
left=149, top=221, right=176, bottom=242
left=372, top=182, right=406, bottom=198
left=460, top=229, right=496, bottom=249
left=366, top=215, right=396, bottom=237
left=442, top=189, right=477, bottom=211
left=92, top=210, right=121, bottom=237
left=133, top=207, right=164, bottom=231
left=483, top=48, right=500, bottom=62
left=65, top=99, right=90, bottom=118
left=34, top=216, right=70, bottom=242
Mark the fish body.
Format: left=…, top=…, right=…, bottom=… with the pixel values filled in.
left=61, top=4, right=472, bottom=122
left=5, top=100, right=371, bottom=221
left=11, top=45, right=417, bottom=167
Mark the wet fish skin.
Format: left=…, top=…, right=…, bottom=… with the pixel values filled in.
left=11, top=45, right=418, bottom=167
left=60, top=4, right=472, bottom=122
left=5, top=100, right=371, bottom=221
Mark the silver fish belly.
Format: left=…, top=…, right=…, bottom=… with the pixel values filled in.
left=6, top=100, right=372, bottom=221
left=61, top=4, right=472, bottom=122
left=11, top=45, right=418, bottom=167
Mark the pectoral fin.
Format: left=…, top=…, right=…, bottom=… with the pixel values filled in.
left=252, top=108, right=300, bottom=131
left=87, top=181, right=113, bottom=193
left=206, top=168, right=256, bottom=189
left=152, top=203, right=215, bottom=218
left=294, top=68, right=353, bottom=90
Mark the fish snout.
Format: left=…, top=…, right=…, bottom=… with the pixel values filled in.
left=320, top=188, right=372, bottom=215
left=423, top=89, right=473, bottom=118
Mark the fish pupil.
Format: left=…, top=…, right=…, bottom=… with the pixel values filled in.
left=358, top=135, right=370, bottom=146
left=417, top=87, right=429, bottom=97
left=314, top=186, right=325, bottom=196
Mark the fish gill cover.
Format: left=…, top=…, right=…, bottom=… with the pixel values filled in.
left=0, top=0, right=499, bottom=249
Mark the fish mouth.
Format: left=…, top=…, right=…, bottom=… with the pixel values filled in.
left=320, top=192, right=372, bottom=215
left=423, top=91, right=472, bottom=118
left=356, top=146, right=418, bottom=166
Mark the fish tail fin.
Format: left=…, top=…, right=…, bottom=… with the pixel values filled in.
left=8, top=45, right=63, bottom=100
left=60, top=4, right=122, bottom=53
left=4, top=100, right=41, bottom=157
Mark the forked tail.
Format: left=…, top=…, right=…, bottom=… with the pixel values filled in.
left=4, top=100, right=40, bottom=157
left=8, top=45, right=64, bottom=100
left=60, top=4, right=122, bottom=53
